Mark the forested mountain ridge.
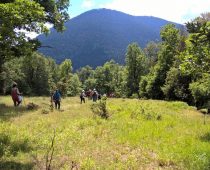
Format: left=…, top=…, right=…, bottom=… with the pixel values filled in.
left=38, top=8, right=183, bottom=69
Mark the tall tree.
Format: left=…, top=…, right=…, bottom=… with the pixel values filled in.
left=144, top=24, right=180, bottom=99
left=77, top=65, right=94, bottom=84
left=0, top=0, right=70, bottom=93
left=21, top=53, right=51, bottom=95
left=125, top=43, right=146, bottom=97
left=57, top=59, right=73, bottom=96
left=180, top=13, right=210, bottom=109
left=144, top=41, right=160, bottom=69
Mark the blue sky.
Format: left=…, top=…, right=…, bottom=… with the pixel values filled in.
left=69, top=0, right=111, bottom=18
left=69, top=0, right=210, bottom=24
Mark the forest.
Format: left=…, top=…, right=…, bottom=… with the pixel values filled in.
left=0, top=11, right=209, bottom=112
left=1, top=1, right=210, bottom=169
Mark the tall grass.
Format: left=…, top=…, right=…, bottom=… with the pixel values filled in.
left=0, top=96, right=210, bottom=169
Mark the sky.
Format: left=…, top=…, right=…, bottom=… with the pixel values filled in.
left=69, top=0, right=210, bottom=24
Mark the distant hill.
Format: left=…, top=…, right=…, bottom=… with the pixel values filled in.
left=38, top=8, right=183, bottom=69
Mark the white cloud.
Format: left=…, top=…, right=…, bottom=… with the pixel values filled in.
left=101, top=0, right=210, bottom=23
left=24, top=23, right=53, bottom=39
left=82, top=0, right=95, bottom=9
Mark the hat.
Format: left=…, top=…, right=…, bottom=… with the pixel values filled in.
left=12, top=82, right=17, bottom=87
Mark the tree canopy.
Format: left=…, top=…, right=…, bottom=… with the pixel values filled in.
left=0, top=0, right=70, bottom=93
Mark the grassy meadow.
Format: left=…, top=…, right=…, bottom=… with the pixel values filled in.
left=0, top=96, right=210, bottom=169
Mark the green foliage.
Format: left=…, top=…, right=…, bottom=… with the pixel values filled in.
left=21, top=53, right=51, bottom=95
left=94, top=60, right=124, bottom=95
left=0, top=58, right=24, bottom=94
left=189, top=74, right=210, bottom=109
left=140, top=24, right=181, bottom=99
left=77, top=65, right=94, bottom=84
left=67, top=74, right=82, bottom=96
left=59, top=59, right=72, bottom=79
left=144, top=41, right=160, bottom=69
left=125, top=43, right=146, bottom=97
left=0, top=0, right=70, bottom=93
left=83, top=78, right=97, bottom=91
left=139, top=76, right=149, bottom=98
left=90, top=97, right=109, bottom=119
left=57, top=59, right=81, bottom=97
left=181, top=21, right=210, bottom=77
left=130, top=105, right=162, bottom=121
left=178, top=14, right=210, bottom=108
left=1, top=97, right=210, bottom=169
left=162, top=67, right=193, bottom=103
left=0, top=53, right=81, bottom=97
left=0, top=129, right=31, bottom=159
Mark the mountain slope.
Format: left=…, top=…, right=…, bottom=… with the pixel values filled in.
left=38, top=8, right=183, bottom=69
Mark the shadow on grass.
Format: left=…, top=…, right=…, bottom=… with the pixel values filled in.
left=0, top=161, right=34, bottom=170
left=0, top=133, right=32, bottom=157
left=200, top=132, right=210, bottom=142
left=0, top=103, right=32, bottom=121
left=0, top=132, right=34, bottom=170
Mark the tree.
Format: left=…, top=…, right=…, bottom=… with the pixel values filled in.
left=57, top=59, right=72, bottom=96
left=125, top=43, right=146, bottom=97
left=1, top=58, right=24, bottom=94
left=190, top=74, right=210, bottom=110
left=181, top=19, right=210, bottom=77
left=142, top=24, right=181, bottom=99
left=180, top=13, right=210, bottom=108
left=77, top=65, right=94, bottom=84
left=59, top=59, right=72, bottom=79
left=83, top=78, right=97, bottom=91
left=161, top=67, right=193, bottom=103
left=21, top=53, right=51, bottom=95
left=144, top=41, right=160, bottom=69
left=94, top=60, right=124, bottom=95
left=94, top=63, right=114, bottom=94
left=67, top=74, right=82, bottom=96
left=0, top=0, right=70, bottom=93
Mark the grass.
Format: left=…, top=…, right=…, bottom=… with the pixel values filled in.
left=0, top=96, right=210, bottom=169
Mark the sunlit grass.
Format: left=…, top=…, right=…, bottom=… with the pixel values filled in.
left=0, top=96, right=210, bottom=169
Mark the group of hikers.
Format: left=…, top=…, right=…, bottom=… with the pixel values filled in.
left=80, top=88, right=102, bottom=104
left=11, top=82, right=102, bottom=110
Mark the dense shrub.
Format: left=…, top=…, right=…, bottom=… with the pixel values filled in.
left=90, top=97, right=109, bottom=119
left=190, top=74, right=210, bottom=110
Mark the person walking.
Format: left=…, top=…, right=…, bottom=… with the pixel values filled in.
left=11, top=82, right=22, bottom=106
left=92, top=89, right=98, bottom=102
left=53, top=89, right=61, bottom=110
left=80, top=90, right=86, bottom=104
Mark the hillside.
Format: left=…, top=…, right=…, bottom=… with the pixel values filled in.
left=38, top=9, right=183, bottom=69
left=1, top=96, right=210, bottom=169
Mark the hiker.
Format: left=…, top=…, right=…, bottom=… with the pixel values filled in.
left=86, top=89, right=92, bottom=100
left=11, top=82, right=22, bottom=106
left=80, top=90, right=86, bottom=104
left=53, top=89, right=61, bottom=109
left=92, top=89, right=98, bottom=102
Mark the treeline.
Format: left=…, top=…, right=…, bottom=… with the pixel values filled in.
left=0, top=13, right=209, bottom=110
left=1, top=53, right=81, bottom=96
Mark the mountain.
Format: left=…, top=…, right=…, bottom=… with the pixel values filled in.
left=38, top=8, right=183, bottom=69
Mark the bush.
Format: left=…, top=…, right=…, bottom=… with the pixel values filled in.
left=90, top=97, right=109, bottom=119
left=190, top=74, right=210, bottom=109
left=162, top=67, right=193, bottom=103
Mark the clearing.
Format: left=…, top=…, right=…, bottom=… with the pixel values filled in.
left=0, top=96, right=210, bottom=170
